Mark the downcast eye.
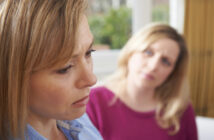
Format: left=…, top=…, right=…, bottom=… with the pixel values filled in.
left=56, top=65, right=72, bottom=74
left=86, top=49, right=96, bottom=57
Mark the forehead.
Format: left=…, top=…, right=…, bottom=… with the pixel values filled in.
left=73, top=15, right=93, bottom=54
left=46, top=16, right=93, bottom=69
left=150, top=38, right=180, bottom=60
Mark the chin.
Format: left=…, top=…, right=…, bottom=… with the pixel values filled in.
left=60, top=113, right=84, bottom=121
left=65, top=108, right=86, bottom=120
left=74, top=111, right=85, bottom=119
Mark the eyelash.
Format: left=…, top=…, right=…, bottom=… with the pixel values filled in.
left=56, top=49, right=96, bottom=74
left=86, top=49, right=96, bottom=57
left=56, top=65, right=72, bottom=74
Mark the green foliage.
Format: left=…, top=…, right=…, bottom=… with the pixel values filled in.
left=152, top=4, right=169, bottom=24
left=89, top=6, right=132, bottom=49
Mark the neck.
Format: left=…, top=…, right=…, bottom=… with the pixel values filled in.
left=119, top=80, right=157, bottom=112
left=27, top=113, right=67, bottom=140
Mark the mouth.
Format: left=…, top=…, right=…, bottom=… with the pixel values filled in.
left=72, top=96, right=89, bottom=108
left=141, top=72, right=155, bottom=80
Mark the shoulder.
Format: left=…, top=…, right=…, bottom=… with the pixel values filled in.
left=87, top=86, right=116, bottom=127
left=89, top=86, right=115, bottom=102
left=90, top=86, right=113, bottom=95
left=179, top=104, right=198, bottom=139
left=182, top=103, right=196, bottom=119
left=180, top=103, right=197, bottom=129
left=24, top=124, right=48, bottom=140
left=77, top=114, right=103, bottom=140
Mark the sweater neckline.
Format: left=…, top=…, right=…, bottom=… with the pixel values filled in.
left=103, top=86, right=156, bottom=118
left=118, top=98, right=156, bottom=118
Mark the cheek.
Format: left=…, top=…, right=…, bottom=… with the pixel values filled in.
left=128, top=56, right=140, bottom=72
left=159, top=69, right=174, bottom=82
left=45, top=86, right=69, bottom=105
left=29, top=78, right=71, bottom=107
left=88, top=59, right=94, bottom=72
left=127, top=61, right=136, bottom=77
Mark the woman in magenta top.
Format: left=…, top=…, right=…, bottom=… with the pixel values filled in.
left=87, top=23, right=198, bottom=140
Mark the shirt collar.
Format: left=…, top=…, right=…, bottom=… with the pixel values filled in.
left=26, top=124, right=48, bottom=140
left=26, top=120, right=83, bottom=140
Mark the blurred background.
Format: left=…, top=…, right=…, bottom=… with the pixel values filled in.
left=88, top=0, right=170, bottom=50
left=87, top=1, right=214, bottom=139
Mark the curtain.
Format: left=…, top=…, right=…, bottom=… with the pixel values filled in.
left=184, top=0, right=214, bottom=117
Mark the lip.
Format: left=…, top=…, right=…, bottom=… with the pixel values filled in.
left=72, top=96, right=89, bottom=108
left=141, top=72, right=155, bottom=80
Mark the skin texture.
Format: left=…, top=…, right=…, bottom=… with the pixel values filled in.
left=120, top=38, right=180, bottom=112
left=127, top=38, right=180, bottom=91
left=28, top=16, right=96, bottom=139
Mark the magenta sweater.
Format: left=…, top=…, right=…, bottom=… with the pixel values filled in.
left=87, top=86, right=198, bottom=140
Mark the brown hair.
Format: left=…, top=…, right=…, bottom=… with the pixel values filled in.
left=0, top=0, right=86, bottom=139
left=106, top=23, right=189, bottom=134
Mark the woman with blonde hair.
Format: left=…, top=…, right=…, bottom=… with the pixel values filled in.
left=87, top=23, right=198, bottom=140
left=0, top=0, right=103, bottom=140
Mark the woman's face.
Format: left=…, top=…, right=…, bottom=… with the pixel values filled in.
left=127, top=38, right=180, bottom=90
left=28, top=16, right=97, bottom=121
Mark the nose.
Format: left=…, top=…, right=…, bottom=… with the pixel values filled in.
left=148, top=57, right=160, bottom=72
left=76, top=61, right=97, bottom=89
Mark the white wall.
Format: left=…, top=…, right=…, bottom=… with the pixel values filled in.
left=197, top=116, right=214, bottom=140
left=92, top=50, right=120, bottom=84
left=131, top=0, right=152, bottom=34
left=169, top=0, right=185, bottom=34
left=130, top=0, right=185, bottom=34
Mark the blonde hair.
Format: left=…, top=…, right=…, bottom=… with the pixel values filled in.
left=0, top=0, right=86, bottom=139
left=106, top=23, right=189, bottom=134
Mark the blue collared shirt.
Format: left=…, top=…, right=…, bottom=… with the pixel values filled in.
left=24, top=114, right=103, bottom=140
